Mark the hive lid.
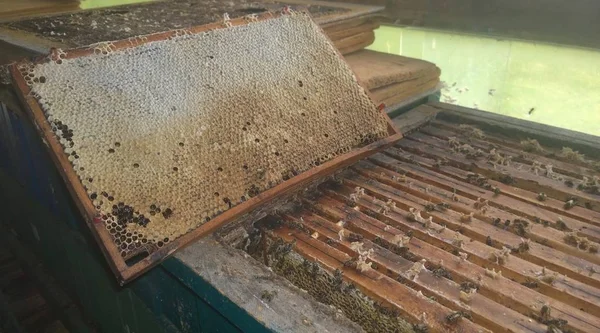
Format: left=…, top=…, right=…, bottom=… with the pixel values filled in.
left=9, top=10, right=402, bottom=284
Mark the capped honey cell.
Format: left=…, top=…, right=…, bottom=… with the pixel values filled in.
left=21, top=12, right=389, bottom=259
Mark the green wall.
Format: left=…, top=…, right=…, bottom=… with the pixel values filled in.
left=369, top=26, right=600, bottom=136
left=80, top=0, right=151, bottom=9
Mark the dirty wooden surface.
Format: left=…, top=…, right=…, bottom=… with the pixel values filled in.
left=176, top=236, right=365, bottom=333
left=0, top=0, right=367, bottom=47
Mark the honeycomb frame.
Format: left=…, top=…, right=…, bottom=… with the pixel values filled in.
left=9, top=10, right=402, bottom=284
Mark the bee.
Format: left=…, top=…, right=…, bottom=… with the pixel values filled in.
left=260, top=290, right=277, bottom=302
left=564, top=198, right=576, bottom=209
left=540, top=304, right=551, bottom=321
left=537, top=192, right=547, bottom=201
left=446, top=311, right=463, bottom=324
left=343, top=257, right=357, bottom=268
left=332, top=269, right=343, bottom=291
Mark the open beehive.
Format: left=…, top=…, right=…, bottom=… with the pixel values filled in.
left=9, top=10, right=401, bottom=283
left=238, top=104, right=600, bottom=332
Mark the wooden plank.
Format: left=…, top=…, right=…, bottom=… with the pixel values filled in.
left=424, top=122, right=599, bottom=180
left=326, top=20, right=379, bottom=41
left=320, top=15, right=371, bottom=32
left=356, top=159, right=600, bottom=264
left=372, top=74, right=440, bottom=102
left=335, top=31, right=375, bottom=55
left=409, top=128, right=592, bottom=190
left=271, top=226, right=490, bottom=333
left=429, top=102, right=600, bottom=155
left=343, top=174, right=600, bottom=290
left=0, top=0, right=78, bottom=22
left=398, top=132, right=600, bottom=212
left=253, top=102, right=600, bottom=332
left=311, top=188, right=600, bottom=332
left=365, top=153, right=600, bottom=308
left=380, top=146, right=600, bottom=234
left=331, top=182, right=600, bottom=307
left=392, top=104, right=439, bottom=135
left=284, top=212, right=546, bottom=332
left=371, top=152, right=600, bottom=241
left=343, top=50, right=440, bottom=90
left=392, top=135, right=600, bottom=220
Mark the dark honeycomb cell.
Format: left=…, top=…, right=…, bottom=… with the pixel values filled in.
left=26, top=13, right=390, bottom=259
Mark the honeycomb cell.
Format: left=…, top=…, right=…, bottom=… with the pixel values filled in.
left=25, top=12, right=389, bottom=257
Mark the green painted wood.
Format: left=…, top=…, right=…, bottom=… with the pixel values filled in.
left=162, top=259, right=270, bottom=333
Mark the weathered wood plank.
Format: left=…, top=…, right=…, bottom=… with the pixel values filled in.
left=312, top=188, right=600, bottom=332
left=343, top=174, right=600, bottom=290
left=284, top=212, right=546, bottom=332
left=423, top=123, right=599, bottom=180
left=382, top=146, right=600, bottom=230
left=356, top=159, right=600, bottom=264
left=272, top=226, right=489, bottom=333
left=397, top=133, right=600, bottom=213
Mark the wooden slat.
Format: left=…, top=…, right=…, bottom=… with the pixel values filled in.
left=410, top=126, right=596, bottom=189
left=342, top=174, right=600, bottom=290
left=284, top=212, right=546, bottom=332
left=428, top=102, right=600, bottom=154
left=370, top=152, right=600, bottom=243
left=383, top=144, right=600, bottom=229
left=392, top=104, right=439, bottom=135
left=355, top=159, right=600, bottom=265
left=271, top=226, right=490, bottom=333
left=309, top=188, right=600, bottom=332
left=364, top=153, right=600, bottom=310
left=326, top=20, right=379, bottom=41
left=264, top=106, right=600, bottom=332
left=423, top=123, right=599, bottom=180
left=397, top=132, right=600, bottom=213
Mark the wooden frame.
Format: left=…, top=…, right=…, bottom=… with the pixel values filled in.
left=240, top=105, right=600, bottom=332
left=9, top=10, right=402, bottom=284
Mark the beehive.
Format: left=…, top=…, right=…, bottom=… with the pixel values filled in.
left=10, top=10, right=398, bottom=282
left=252, top=108, right=600, bottom=332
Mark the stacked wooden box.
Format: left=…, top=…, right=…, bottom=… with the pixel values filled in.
left=322, top=15, right=441, bottom=108
left=322, top=16, right=379, bottom=55
left=346, top=49, right=441, bottom=107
